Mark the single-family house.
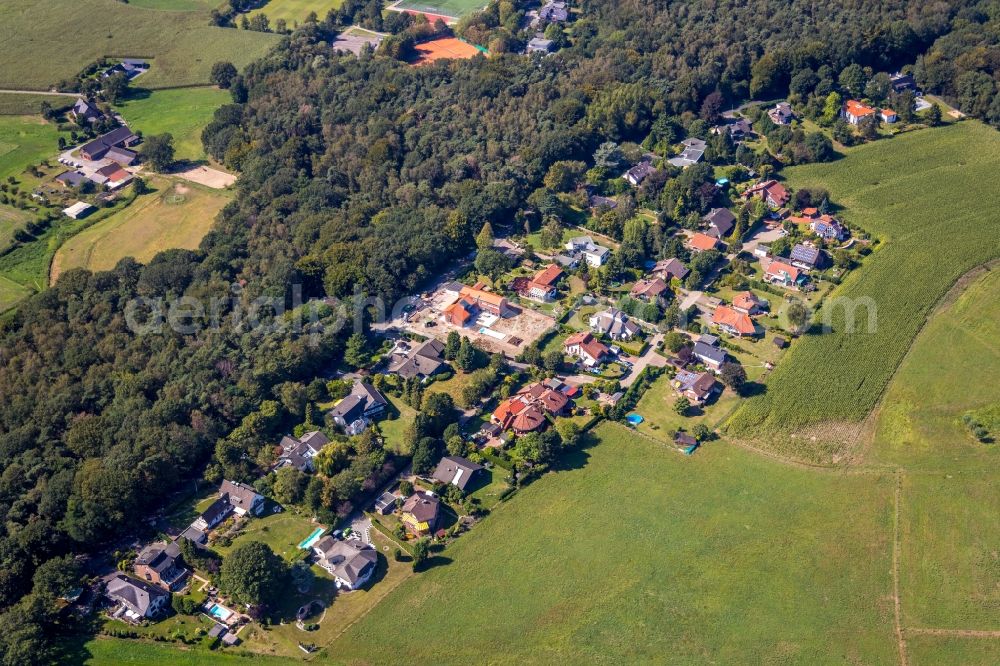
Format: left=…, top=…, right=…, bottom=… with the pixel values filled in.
left=71, top=98, right=103, bottom=124
left=432, top=455, right=484, bottom=491
left=880, top=108, right=898, bottom=123
left=329, top=381, right=388, bottom=435
left=711, top=305, right=757, bottom=337
left=374, top=492, right=397, bottom=514
left=277, top=430, right=331, bottom=472
left=742, top=180, right=790, bottom=208
left=843, top=100, right=876, bottom=125
left=703, top=208, right=736, bottom=239
left=810, top=215, right=845, bottom=241
left=134, top=542, right=188, bottom=591
left=692, top=340, right=726, bottom=371
left=588, top=193, right=618, bottom=211
left=564, top=331, right=610, bottom=367
left=732, top=291, right=767, bottom=315
left=191, top=497, right=231, bottom=532
left=624, top=161, right=657, bottom=186
left=525, top=263, right=564, bottom=300
left=458, top=285, right=509, bottom=316
left=565, top=236, right=610, bottom=267
left=219, top=480, right=265, bottom=517
left=687, top=232, right=721, bottom=253
left=104, top=573, right=170, bottom=622
left=492, top=238, right=524, bottom=261
left=651, top=258, right=689, bottom=282
left=789, top=243, right=823, bottom=270
left=668, top=137, right=706, bottom=168
left=629, top=277, right=669, bottom=303
left=536, top=0, right=569, bottom=25
left=401, top=492, right=440, bottom=536
left=80, top=125, right=139, bottom=161
left=768, top=102, right=794, bottom=125
left=492, top=381, right=570, bottom=433
left=312, top=537, right=377, bottom=590
left=764, top=260, right=805, bottom=289
left=712, top=117, right=752, bottom=140
left=672, top=370, right=719, bottom=405
left=589, top=307, right=640, bottom=340
left=890, top=73, right=917, bottom=93
left=387, top=338, right=446, bottom=380
left=526, top=37, right=554, bottom=54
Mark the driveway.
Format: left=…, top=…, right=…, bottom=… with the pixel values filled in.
left=621, top=333, right=666, bottom=388
left=743, top=226, right=786, bottom=255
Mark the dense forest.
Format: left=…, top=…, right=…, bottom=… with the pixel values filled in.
left=0, top=0, right=998, bottom=661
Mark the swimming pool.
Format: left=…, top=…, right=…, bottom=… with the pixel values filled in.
left=298, top=526, right=325, bottom=550
left=207, top=603, right=233, bottom=621
left=625, top=414, right=644, bottom=425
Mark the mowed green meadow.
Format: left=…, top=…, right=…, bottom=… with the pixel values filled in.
left=872, top=269, right=999, bottom=633
left=728, top=122, right=1000, bottom=463
left=0, top=0, right=280, bottom=90
left=115, top=87, right=230, bottom=162
left=250, top=0, right=344, bottom=24
left=324, top=424, right=898, bottom=664
left=0, top=115, right=60, bottom=181
left=393, top=0, right=488, bottom=19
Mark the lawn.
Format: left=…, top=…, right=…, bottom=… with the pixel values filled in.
left=51, top=178, right=230, bottom=282
left=0, top=0, right=280, bottom=90
left=115, top=87, right=231, bottom=162
left=211, top=508, right=322, bottom=563
left=727, top=121, right=1000, bottom=463
left=249, top=0, right=344, bottom=24
left=631, top=372, right=742, bottom=440
left=376, top=393, right=417, bottom=455
left=324, top=422, right=897, bottom=663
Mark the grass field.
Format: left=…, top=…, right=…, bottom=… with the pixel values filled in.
left=0, top=204, right=31, bottom=247
left=727, top=122, right=1000, bottom=463
left=51, top=178, right=229, bottom=282
left=0, top=115, right=61, bottom=181
left=391, top=0, right=487, bottom=20
left=867, top=269, right=999, bottom=633
left=0, top=93, right=75, bottom=116
left=115, top=87, right=230, bottom=162
left=325, top=423, right=897, bottom=663
left=0, top=0, right=280, bottom=90
left=249, top=0, right=344, bottom=24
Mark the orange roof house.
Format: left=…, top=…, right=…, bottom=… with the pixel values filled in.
left=491, top=382, right=571, bottom=433
left=687, top=233, right=720, bottom=252
left=742, top=179, right=789, bottom=208
left=712, top=305, right=757, bottom=337
left=443, top=300, right=473, bottom=326
left=564, top=331, right=610, bottom=367
left=732, top=291, right=766, bottom=315
left=843, top=100, right=876, bottom=125
left=459, top=285, right=508, bottom=315
left=629, top=277, right=669, bottom=301
left=525, top=264, right=564, bottom=300
left=763, top=260, right=804, bottom=289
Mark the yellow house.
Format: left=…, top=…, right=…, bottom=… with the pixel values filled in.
left=400, top=492, right=440, bottom=536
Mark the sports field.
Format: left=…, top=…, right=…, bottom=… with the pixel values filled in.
left=0, top=0, right=280, bottom=90
left=390, top=0, right=487, bottom=21
left=249, top=0, right=344, bottom=24
left=411, top=37, right=482, bottom=65
left=114, top=87, right=230, bottom=162
left=51, top=178, right=228, bottom=281
left=727, top=122, right=1000, bottom=463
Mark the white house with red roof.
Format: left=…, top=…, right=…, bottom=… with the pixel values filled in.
left=843, top=100, right=877, bottom=125
left=564, top=331, right=610, bottom=367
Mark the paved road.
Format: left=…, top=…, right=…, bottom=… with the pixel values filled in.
left=0, top=88, right=79, bottom=97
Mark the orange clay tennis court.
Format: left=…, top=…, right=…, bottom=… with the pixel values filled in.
left=410, top=38, right=482, bottom=66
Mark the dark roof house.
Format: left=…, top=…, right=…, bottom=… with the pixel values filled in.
left=80, top=125, right=139, bottom=161
left=703, top=208, right=736, bottom=238
left=432, top=456, right=484, bottom=491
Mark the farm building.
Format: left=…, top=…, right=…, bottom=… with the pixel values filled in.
left=80, top=125, right=139, bottom=161
left=62, top=201, right=94, bottom=219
